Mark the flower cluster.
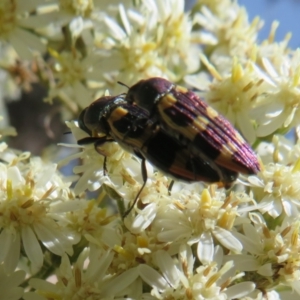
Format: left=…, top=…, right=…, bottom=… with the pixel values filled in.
left=1, top=0, right=300, bottom=300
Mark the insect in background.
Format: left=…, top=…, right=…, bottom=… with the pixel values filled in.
left=123, top=77, right=260, bottom=179
left=77, top=95, right=238, bottom=217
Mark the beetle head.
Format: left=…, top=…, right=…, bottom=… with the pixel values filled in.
left=78, top=96, right=124, bottom=136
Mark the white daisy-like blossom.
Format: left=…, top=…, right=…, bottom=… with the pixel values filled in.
left=0, top=264, right=25, bottom=300
left=60, top=197, right=122, bottom=250
left=33, top=0, right=132, bottom=39
left=0, top=143, right=81, bottom=273
left=250, top=50, right=300, bottom=138
left=0, top=0, right=46, bottom=60
left=45, top=49, right=105, bottom=110
left=193, top=2, right=263, bottom=72
left=248, top=159, right=300, bottom=218
left=151, top=187, right=263, bottom=260
left=186, top=56, right=268, bottom=144
left=41, top=0, right=203, bottom=109
left=25, top=247, right=143, bottom=300
left=256, top=135, right=300, bottom=166
left=227, top=213, right=300, bottom=295
left=96, top=0, right=201, bottom=91
left=139, top=244, right=255, bottom=299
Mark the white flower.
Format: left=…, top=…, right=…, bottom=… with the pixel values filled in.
left=251, top=50, right=300, bottom=137
left=0, top=148, right=80, bottom=273
left=33, top=0, right=132, bottom=32
left=96, top=0, right=200, bottom=90
left=256, top=135, right=300, bottom=166
left=0, top=264, right=25, bottom=300
left=37, top=0, right=201, bottom=103
left=152, top=188, right=259, bottom=258
left=62, top=198, right=122, bottom=249
left=139, top=244, right=255, bottom=299
left=256, top=135, right=293, bottom=165
left=0, top=0, right=46, bottom=59
left=228, top=214, right=300, bottom=294
left=45, top=49, right=104, bottom=109
left=249, top=162, right=300, bottom=218
left=193, top=4, right=263, bottom=66
left=25, top=247, right=142, bottom=300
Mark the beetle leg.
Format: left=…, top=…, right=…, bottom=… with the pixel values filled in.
left=168, top=180, right=174, bottom=195
left=123, top=156, right=148, bottom=218
left=78, top=136, right=114, bottom=175
left=77, top=136, right=102, bottom=145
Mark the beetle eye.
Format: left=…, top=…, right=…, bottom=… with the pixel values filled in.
left=78, top=108, right=92, bottom=136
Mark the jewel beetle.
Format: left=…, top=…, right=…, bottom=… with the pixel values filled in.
left=123, top=77, right=260, bottom=178
left=77, top=95, right=238, bottom=217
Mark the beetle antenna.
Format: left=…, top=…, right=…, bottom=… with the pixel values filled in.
left=117, top=81, right=130, bottom=89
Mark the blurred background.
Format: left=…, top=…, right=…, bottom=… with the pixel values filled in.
left=5, top=0, right=300, bottom=156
